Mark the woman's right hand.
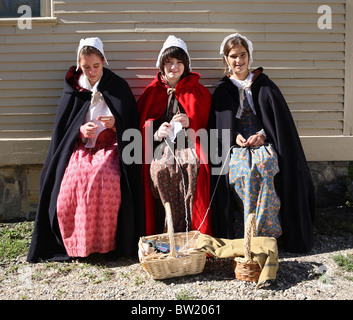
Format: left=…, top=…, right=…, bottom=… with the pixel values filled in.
left=80, top=122, right=99, bottom=138
left=155, top=122, right=172, bottom=140
left=236, top=134, right=248, bottom=148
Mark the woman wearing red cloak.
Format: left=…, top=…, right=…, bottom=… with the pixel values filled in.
left=137, top=35, right=212, bottom=236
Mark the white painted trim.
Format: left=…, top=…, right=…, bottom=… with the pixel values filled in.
left=0, top=0, right=56, bottom=25
left=344, top=0, right=353, bottom=135
left=0, top=139, right=50, bottom=166
left=0, top=17, right=57, bottom=26
left=301, top=136, right=353, bottom=161
left=1, top=136, right=353, bottom=166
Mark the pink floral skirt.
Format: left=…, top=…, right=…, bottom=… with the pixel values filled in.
left=57, top=129, right=121, bottom=257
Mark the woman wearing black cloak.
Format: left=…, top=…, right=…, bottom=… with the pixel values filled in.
left=210, top=33, right=315, bottom=253
left=27, top=37, right=144, bottom=262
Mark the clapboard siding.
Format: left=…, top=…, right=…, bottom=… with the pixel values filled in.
left=0, top=0, right=348, bottom=160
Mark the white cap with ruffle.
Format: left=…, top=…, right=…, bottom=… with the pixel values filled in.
left=156, top=35, right=191, bottom=69
left=76, top=37, right=109, bottom=71
left=220, top=33, right=253, bottom=71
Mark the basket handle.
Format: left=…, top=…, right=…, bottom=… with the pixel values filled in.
left=244, top=213, right=257, bottom=262
left=165, top=202, right=177, bottom=258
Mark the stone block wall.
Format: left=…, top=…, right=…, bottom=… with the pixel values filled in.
left=308, top=162, right=349, bottom=208
left=0, top=165, right=41, bottom=221
left=0, top=162, right=351, bottom=222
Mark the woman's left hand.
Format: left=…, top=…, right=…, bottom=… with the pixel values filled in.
left=247, top=133, right=266, bottom=147
left=97, top=116, right=115, bottom=129
left=172, top=113, right=189, bottom=128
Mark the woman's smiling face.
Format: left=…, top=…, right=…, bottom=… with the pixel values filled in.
left=163, top=57, right=185, bottom=86
left=226, top=45, right=250, bottom=79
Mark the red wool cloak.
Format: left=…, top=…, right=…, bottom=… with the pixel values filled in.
left=137, top=72, right=212, bottom=236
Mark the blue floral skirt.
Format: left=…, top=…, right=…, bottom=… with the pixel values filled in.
left=229, top=144, right=282, bottom=238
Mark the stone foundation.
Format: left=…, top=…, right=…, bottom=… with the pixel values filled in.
left=0, top=165, right=41, bottom=221
left=308, top=162, right=349, bottom=208
left=0, top=162, right=351, bottom=221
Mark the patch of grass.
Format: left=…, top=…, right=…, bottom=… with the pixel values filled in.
left=0, top=221, right=34, bottom=262
left=102, top=269, right=115, bottom=281
left=134, top=276, right=145, bottom=285
left=332, top=253, right=353, bottom=272
left=80, top=270, right=98, bottom=282
left=44, top=261, right=78, bottom=275
left=120, top=271, right=132, bottom=278
left=345, top=275, right=353, bottom=281
left=55, top=288, right=66, bottom=297
left=176, top=290, right=195, bottom=300
left=79, top=266, right=115, bottom=284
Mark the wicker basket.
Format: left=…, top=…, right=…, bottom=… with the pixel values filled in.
left=138, top=202, right=207, bottom=280
left=233, top=213, right=262, bottom=282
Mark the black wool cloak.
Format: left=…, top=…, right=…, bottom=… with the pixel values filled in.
left=27, top=67, right=145, bottom=262
left=209, top=68, right=315, bottom=253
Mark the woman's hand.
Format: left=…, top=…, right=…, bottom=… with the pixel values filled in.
left=172, top=113, right=189, bottom=128
left=247, top=133, right=266, bottom=147
left=80, top=122, right=99, bottom=138
left=97, top=115, right=115, bottom=129
left=155, top=122, right=172, bottom=140
left=236, top=134, right=248, bottom=147
left=236, top=133, right=266, bottom=148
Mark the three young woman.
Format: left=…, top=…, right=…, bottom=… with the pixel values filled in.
left=28, top=34, right=315, bottom=262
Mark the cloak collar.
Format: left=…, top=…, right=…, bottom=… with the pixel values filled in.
left=220, top=67, right=265, bottom=93
left=150, top=71, right=202, bottom=93
left=65, top=66, right=88, bottom=92
left=64, top=66, right=113, bottom=94
left=227, top=68, right=263, bottom=118
left=138, top=71, right=207, bottom=130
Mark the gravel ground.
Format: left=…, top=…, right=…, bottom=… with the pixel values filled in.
left=1, top=206, right=352, bottom=305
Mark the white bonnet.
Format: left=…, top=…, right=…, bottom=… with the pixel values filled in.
left=76, top=37, right=109, bottom=71
left=156, top=35, right=191, bottom=69
left=220, top=33, right=254, bottom=70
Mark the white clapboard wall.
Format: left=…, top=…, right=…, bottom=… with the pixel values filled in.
left=0, top=0, right=349, bottom=162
